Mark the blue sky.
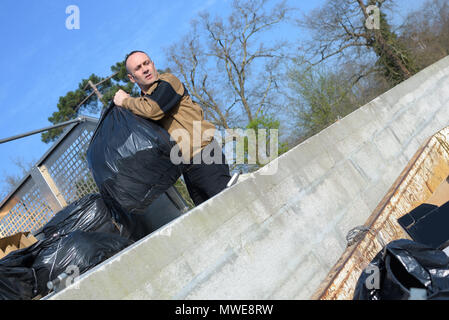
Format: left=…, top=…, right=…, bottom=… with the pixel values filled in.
left=0, top=0, right=427, bottom=197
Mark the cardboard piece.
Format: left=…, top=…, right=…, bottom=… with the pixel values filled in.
left=0, top=232, right=37, bottom=260
left=426, top=178, right=449, bottom=207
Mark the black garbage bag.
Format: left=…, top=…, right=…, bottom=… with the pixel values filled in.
left=32, top=230, right=133, bottom=296
left=353, top=239, right=449, bottom=300
left=0, top=266, right=37, bottom=300
left=0, top=241, right=43, bottom=300
left=86, top=104, right=182, bottom=223
left=34, top=193, right=119, bottom=240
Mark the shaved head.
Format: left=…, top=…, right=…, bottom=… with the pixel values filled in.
left=125, top=50, right=149, bottom=74
left=125, top=50, right=159, bottom=91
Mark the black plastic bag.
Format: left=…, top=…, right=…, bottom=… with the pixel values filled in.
left=0, top=241, right=43, bottom=300
left=0, top=192, right=134, bottom=299
left=32, top=230, right=133, bottom=296
left=398, top=202, right=449, bottom=249
left=0, top=266, right=37, bottom=300
left=86, top=104, right=182, bottom=219
left=353, top=239, right=449, bottom=300
left=34, top=193, right=119, bottom=240
left=0, top=229, right=133, bottom=299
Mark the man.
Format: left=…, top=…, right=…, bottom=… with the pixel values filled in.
left=113, top=50, right=231, bottom=206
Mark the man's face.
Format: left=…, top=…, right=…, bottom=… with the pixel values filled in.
left=126, top=52, right=159, bottom=88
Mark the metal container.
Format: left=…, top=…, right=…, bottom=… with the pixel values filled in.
left=312, top=126, right=449, bottom=300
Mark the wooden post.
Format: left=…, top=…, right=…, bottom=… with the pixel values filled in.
left=88, top=80, right=104, bottom=101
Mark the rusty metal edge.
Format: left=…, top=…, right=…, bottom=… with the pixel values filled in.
left=311, top=134, right=434, bottom=300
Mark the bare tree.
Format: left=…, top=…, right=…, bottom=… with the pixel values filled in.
left=399, top=0, right=449, bottom=70
left=297, top=0, right=417, bottom=86
left=166, top=0, right=290, bottom=129
left=1, top=157, right=35, bottom=200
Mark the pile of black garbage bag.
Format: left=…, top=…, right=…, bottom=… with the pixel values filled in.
left=0, top=194, right=133, bottom=300
left=0, top=103, right=185, bottom=300
left=353, top=239, right=449, bottom=300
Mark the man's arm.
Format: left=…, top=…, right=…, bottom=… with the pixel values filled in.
left=114, top=74, right=185, bottom=121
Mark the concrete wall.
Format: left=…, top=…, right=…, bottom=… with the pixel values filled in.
left=50, top=55, right=449, bottom=300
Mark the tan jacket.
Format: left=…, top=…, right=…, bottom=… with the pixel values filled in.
left=122, top=73, right=216, bottom=161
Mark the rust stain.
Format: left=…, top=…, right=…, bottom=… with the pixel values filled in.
left=312, top=127, right=449, bottom=300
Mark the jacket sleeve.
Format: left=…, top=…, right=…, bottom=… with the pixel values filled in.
left=122, top=73, right=185, bottom=120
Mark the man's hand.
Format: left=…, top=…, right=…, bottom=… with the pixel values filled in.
left=114, top=89, right=130, bottom=107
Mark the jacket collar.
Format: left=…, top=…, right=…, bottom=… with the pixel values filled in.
left=140, top=80, right=160, bottom=96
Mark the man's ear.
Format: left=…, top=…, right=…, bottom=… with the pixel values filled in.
left=127, top=73, right=136, bottom=83
left=151, top=62, right=160, bottom=78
